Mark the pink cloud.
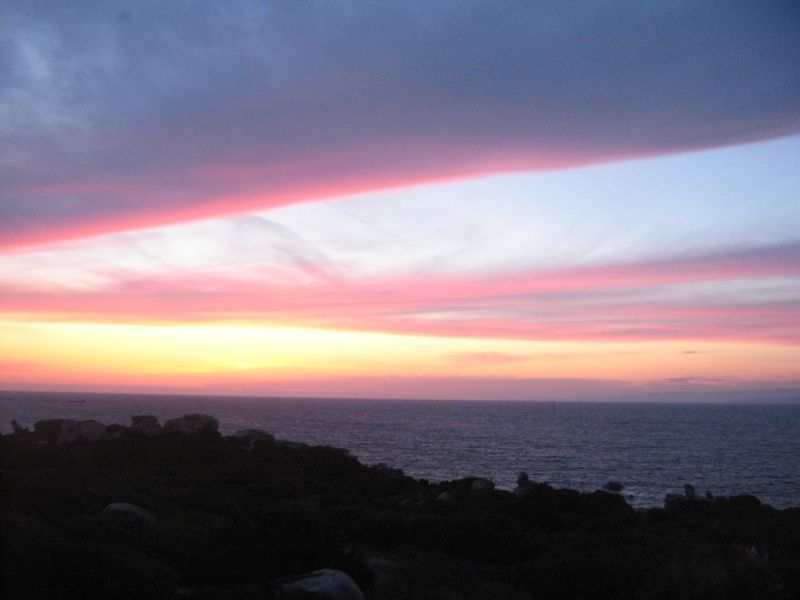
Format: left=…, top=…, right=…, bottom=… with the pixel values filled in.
left=1, top=242, right=798, bottom=344
left=445, top=352, right=531, bottom=367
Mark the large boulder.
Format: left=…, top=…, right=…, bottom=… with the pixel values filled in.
left=58, top=420, right=106, bottom=443
left=105, top=423, right=128, bottom=438
left=130, top=415, right=162, bottom=437
left=513, top=471, right=535, bottom=497
left=103, top=502, right=157, bottom=524
left=34, top=419, right=77, bottom=441
left=34, top=419, right=106, bottom=443
left=162, top=414, right=219, bottom=436
left=603, top=481, right=624, bottom=493
left=278, top=568, right=365, bottom=600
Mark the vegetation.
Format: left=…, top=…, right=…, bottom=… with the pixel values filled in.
left=2, top=424, right=798, bottom=599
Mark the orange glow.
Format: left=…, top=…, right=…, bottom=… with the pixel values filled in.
left=2, top=318, right=798, bottom=398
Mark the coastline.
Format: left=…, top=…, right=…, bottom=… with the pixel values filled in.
left=3, top=414, right=799, bottom=599
left=3, top=391, right=799, bottom=510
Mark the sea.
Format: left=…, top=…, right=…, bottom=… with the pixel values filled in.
left=2, top=390, right=799, bottom=509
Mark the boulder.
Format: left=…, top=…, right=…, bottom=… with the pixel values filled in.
left=235, top=428, right=275, bottom=447
left=57, top=420, right=106, bottom=443
left=278, top=568, right=365, bottom=600
left=130, top=415, right=162, bottom=437
left=603, top=480, right=624, bottom=492
left=725, top=494, right=763, bottom=512
left=470, top=478, right=495, bottom=492
left=105, top=423, right=127, bottom=438
left=278, top=440, right=307, bottom=449
left=162, top=414, right=219, bottom=436
left=513, top=472, right=535, bottom=497
left=34, top=419, right=76, bottom=441
left=365, top=557, right=393, bottom=589
left=373, top=462, right=405, bottom=479
left=513, top=484, right=533, bottom=498
left=437, top=491, right=455, bottom=502
left=684, top=483, right=697, bottom=499
left=664, top=493, right=687, bottom=511
left=583, top=490, right=634, bottom=515
left=103, top=502, right=157, bottom=524
left=11, top=419, right=29, bottom=433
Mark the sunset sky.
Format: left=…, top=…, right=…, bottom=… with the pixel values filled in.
left=1, top=2, right=799, bottom=400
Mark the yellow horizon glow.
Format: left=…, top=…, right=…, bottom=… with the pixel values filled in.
left=2, top=318, right=799, bottom=396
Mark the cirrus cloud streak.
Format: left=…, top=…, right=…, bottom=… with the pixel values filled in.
left=2, top=241, right=798, bottom=345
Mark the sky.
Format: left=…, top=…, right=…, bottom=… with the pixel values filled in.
left=1, top=1, right=799, bottom=401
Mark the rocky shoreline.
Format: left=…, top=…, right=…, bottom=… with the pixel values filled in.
left=3, top=414, right=799, bottom=599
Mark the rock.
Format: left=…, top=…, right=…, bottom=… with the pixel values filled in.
left=513, top=484, right=534, bottom=498
left=11, top=419, right=29, bottom=433
left=664, top=493, right=686, bottom=510
left=57, top=420, right=106, bottom=443
left=278, top=440, right=307, bottom=449
left=725, top=494, right=762, bottom=511
left=278, top=568, right=365, bottom=600
left=162, top=414, right=218, bottom=436
left=705, top=489, right=714, bottom=500
left=514, top=472, right=535, bottom=497
left=34, top=419, right=76, bottom=441
left=105, top=423, right=127, bottom=438
left=103, top=502, right=157, bottom=523
left=365, top=557, right=393, bottom=590
left=437, top=491, right=455, bottom=502
left=130, top=415, right=162, bottom=437
left=235, top=428, right=275, bottom=448
left=373, top=462, right=405, bottom=479
left=583, top=490, right=635, bottom=515
left=684, top=483, right=697, bottom=499
left=603, top=481, right=624, bottom=492
left=470, top=478, right=495, bottom=492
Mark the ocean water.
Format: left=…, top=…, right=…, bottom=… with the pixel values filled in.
left=1, top=390, right=799, bottom=509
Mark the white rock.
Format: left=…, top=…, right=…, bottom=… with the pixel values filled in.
left=279, top=568, right=365, bottom=600
left=103, top=502, right=157, bottom=523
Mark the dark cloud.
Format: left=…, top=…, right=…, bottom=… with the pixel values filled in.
left=2, top=1, right=799, bottom=247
